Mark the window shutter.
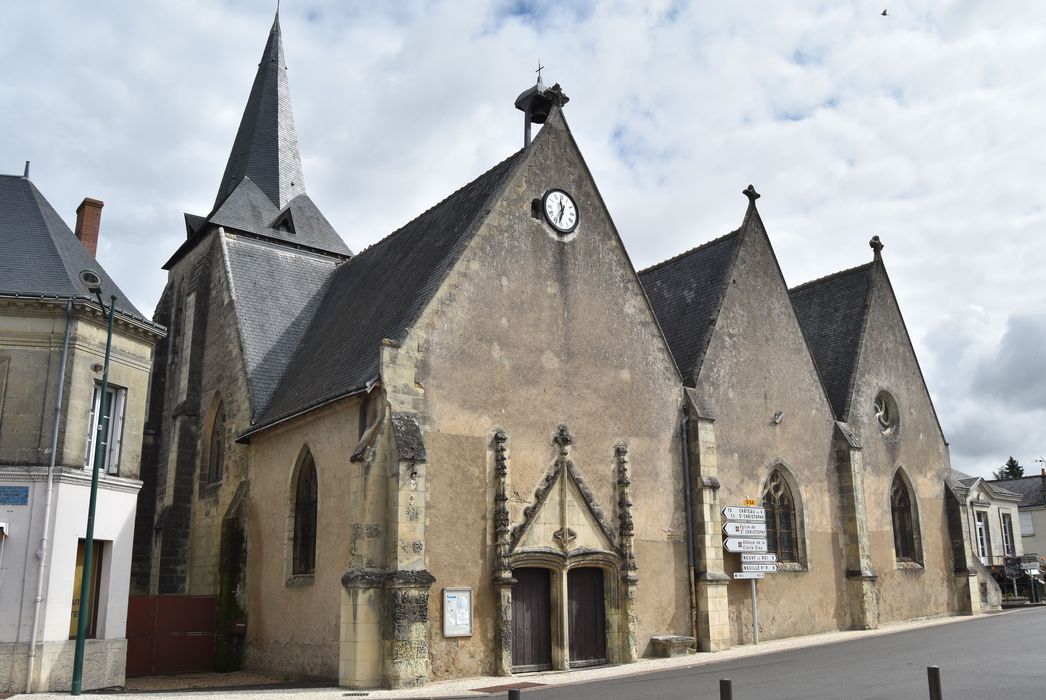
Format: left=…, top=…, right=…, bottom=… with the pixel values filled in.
left=85, top=386, right=100, bottom=468
left=1020, top=511, right=1035, bottom=536
left=107, top=389, right=127, bottom=474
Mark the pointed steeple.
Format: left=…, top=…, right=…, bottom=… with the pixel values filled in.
left=214, top=12, right=306, bottom=211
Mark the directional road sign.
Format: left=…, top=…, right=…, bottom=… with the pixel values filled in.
left=724, top=537, right=768, bottom=552
left=742, top=563, right=778, bottom=573
left=723, top=521, right=767, bottom=537
left=741, top=553, right=777, bottom=563
left=722, top=506, right=765, bottom=522
left=733, top=571, right=764, bottom=579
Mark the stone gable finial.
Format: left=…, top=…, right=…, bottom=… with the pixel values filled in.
left=743, top=184, right=761, bottom=202
left=870, top=235, right=884, bottom=257
left=553, top=423, right=573, bottom=448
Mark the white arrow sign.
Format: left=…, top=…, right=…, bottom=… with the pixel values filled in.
left=723, top=522, right=767, bottom=537
left=742, top=563, right=778, bottom=573
left=722, top=506, right=765, bottom=522
left=724, top=537, right=768, bottom=552
left=733, top=571, right=765, bottom=579
left=741, top=553, right=778, bottom=563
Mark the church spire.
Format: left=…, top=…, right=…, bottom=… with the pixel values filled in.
left=213, top=12, right=306, bottom=211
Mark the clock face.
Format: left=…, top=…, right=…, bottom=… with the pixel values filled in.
left=543, top=189, right=579, bottom=234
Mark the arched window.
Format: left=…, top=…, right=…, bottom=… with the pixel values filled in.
left=293, top=451, right=318, bottom=575
left=763, top=469, right=799, bottom=563
left=891, top=473, right=917, bottom=562
left=207, top=406, right=225, bottom=484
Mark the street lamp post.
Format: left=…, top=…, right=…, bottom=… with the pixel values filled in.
left=71, top=270, right=116, bottom=696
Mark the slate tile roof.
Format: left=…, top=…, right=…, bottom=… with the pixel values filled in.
left=214, top=14, right=305, bottom=212
left=223, top=235, right=339, bottom=422
left=247, top=148, right=527, bottom=434
left=638, top=229, right=742, bottom=384
left=0, top=174, right=148, bottom=321
left=988, top=475, right=1046, bottom=507
left=165, top=13, right=349, bottom=269
left=789, top=263, right=874, bottom=420
left=208, top=177, right=349, bottom=256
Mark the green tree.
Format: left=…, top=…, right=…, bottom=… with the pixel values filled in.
left=993, top=456, right=1024, bottom=480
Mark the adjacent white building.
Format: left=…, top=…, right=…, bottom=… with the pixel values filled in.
left=0, top=173, right=163, bottom=692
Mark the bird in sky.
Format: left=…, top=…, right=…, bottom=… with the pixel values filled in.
left=882, top=9, right=888, bottom=15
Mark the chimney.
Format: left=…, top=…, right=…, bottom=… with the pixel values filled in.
left=74, top=198, right=104, bottom=256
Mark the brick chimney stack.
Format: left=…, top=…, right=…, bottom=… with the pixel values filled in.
left=74, top=197, right=104, bottom=256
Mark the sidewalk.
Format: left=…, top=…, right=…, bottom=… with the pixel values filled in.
left=19, top=610, right=1010, bottom=699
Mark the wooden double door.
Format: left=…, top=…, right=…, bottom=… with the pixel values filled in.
left=511, top=566, right=607, bottom=672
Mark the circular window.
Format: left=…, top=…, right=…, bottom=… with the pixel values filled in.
left=874, top=392, right=898, bottom=434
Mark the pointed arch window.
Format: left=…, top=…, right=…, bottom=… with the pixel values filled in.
left=891, top=473, right=917, bottom=562
left=763, top=469, right=799, bottom=563
left=293, top=452, right=318, bottom=575
left=207, top=406, right=225, bottom=484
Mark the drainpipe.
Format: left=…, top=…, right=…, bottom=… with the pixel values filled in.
left=680, top=404, right=698, bottom=642
left=26, top=299, right=73, bottom=692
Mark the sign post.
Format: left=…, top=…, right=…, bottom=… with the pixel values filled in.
left=722, top=502, right=773, bottom=645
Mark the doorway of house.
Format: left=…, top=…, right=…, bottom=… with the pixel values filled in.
left=511, top=567, right=552, bottom=672
left=567, top=567, right=607, bottom=668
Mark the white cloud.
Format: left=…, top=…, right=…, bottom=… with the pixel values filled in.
left=2, top=1, right=1044, bottom=476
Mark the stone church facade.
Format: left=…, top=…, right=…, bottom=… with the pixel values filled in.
left=133, top=13, right=985, bottom=689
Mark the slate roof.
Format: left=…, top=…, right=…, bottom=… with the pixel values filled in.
left=638, top=230, right=742, bottom=384
left=223, top=235, right=339, bottom=422
left=165, top=13, right=349, bottom=269
left=245, top=148, right=528, bottom=435
left=214, top=13, right=305, bottom=212
left=0, top=174, right=148, bottom=321
left=788, top=263, right=875, bottom=420
left=988, top=475, right=1046, bottom=508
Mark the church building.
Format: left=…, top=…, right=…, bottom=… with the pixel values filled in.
left=133, top=13, right=993, bottom=689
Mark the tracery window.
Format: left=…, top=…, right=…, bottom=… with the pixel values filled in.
left=891, top=473, right=917, bottom=561
left=874, top=391, right=898, bottom=434
left=293, top=451, right=318, bottom=575
left=763, top=469, right=798, bottom=563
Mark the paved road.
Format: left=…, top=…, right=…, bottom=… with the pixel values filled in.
left=525, top=608, right=1046, bottom=700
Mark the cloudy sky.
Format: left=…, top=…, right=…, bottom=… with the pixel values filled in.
left=2, top=1, right=1043, bottom=478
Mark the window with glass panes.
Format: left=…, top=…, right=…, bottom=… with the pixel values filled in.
left=85, top=384, right=126, bottom=475
left=763, top=470, right=798, bottom=563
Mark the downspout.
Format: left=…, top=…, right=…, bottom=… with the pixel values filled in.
left=681, top=403, right=698, bottom=643
left=26, top=299, right=73, bottom=692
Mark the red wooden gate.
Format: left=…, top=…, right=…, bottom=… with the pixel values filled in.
left=126, top=595, right=217, bottom=676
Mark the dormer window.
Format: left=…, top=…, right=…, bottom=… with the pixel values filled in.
left=273, top=210, right=295, bottom=234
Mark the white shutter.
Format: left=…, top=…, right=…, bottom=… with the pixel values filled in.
left=84, top=386, right=100, bottom=469
left=107, top=389, right=126, bottom=474
left=1020, top=511, right=1035, bottom=536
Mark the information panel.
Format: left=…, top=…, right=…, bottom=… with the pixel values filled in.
left=443, top=587, right=473, bottom=637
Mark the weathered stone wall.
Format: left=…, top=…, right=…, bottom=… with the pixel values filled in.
left=134, top=230, right=253, bottom=597
left=243, top=399, right=364, bottom=681
left=690, top=220, right=846, bottom=644
left=849, top=262, right=955, bottom=623
left=403, top=111, right=689, bottom=680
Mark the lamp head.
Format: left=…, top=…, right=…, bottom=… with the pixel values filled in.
left=79, top=269, right=103, bottom=294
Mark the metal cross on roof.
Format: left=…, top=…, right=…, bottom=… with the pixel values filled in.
left=536, top=59, right=544, bottom=82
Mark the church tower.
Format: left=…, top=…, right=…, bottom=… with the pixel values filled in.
left=132, top=11, right=349, bottom=672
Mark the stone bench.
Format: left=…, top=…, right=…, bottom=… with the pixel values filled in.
left=650, top=635, right=694, bottom=657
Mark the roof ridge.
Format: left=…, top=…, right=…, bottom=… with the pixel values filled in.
left=341, top=148, right=526, bottom=264
left=789, top=260, right=874, bottom=294
left=639, top=227, right=741, bottom=276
